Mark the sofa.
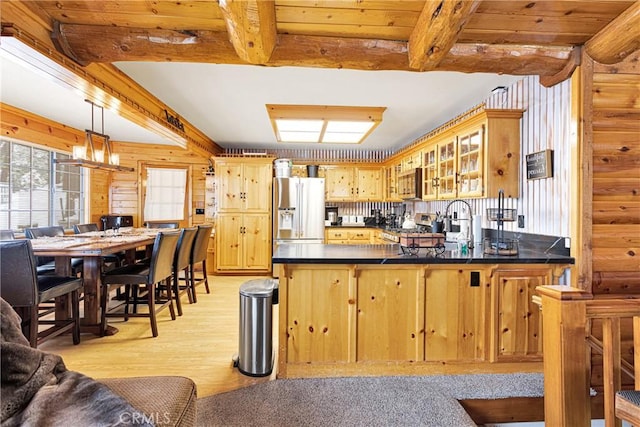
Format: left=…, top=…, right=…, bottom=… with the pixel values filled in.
left=0, top=297, right=197, bottom=426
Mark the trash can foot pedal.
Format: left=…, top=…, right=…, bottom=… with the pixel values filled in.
left=232, top=353, right=239, bottom=368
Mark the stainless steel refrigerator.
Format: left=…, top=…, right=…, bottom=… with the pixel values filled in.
left=273, top=177, right=325, bottom=244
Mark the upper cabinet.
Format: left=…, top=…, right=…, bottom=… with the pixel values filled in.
left=325, top=166, right=383, bottom=202
left=417, top=109, right=523, bottom=200
left=215, top=158, right=273, bottom=212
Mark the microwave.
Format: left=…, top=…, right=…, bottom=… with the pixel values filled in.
left=397, top=168, right=422, bottom=200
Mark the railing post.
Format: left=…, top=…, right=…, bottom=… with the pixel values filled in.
left=537, top=285, right=593, bottom=426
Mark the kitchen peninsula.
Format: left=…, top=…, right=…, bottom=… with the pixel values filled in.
left=273, top=243, right=573, bottom=379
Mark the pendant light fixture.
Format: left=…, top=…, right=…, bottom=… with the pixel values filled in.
left=55, top=99, right=134, bottom=172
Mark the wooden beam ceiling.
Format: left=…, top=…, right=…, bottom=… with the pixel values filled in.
left=408, top=0, right=481, bottom=71
left=50, top=22, right=574, bottom=77
left=218, top=0, right=277, bottom=65
left=584, top=0, right=640, bottom=65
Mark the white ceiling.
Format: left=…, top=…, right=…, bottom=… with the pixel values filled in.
left=1, top=44, right=523, bottom=152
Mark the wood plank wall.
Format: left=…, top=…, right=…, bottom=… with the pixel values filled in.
left=590, top=52, right=640, bottom=295
left=587, top=50, right=640, bottom=395
left=109, top=141, right=210, bottom=227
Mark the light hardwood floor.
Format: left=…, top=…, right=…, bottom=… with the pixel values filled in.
left=39, top=275, right=277, bottom=398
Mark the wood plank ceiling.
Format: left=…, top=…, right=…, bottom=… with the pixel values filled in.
left=1, top=1, right=639, bottom=154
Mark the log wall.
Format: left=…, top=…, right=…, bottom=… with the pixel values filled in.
left=590, top=52, right=640, bottom=295
left=587, top=50, right=640, bottom=394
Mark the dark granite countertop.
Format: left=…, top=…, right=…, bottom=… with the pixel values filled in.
left=272, top=243, right=574, bottom=265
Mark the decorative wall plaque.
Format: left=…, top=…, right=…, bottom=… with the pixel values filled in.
left=526, top=149, right=553, bottom=180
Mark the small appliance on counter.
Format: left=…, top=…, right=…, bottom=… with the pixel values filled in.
left=325, top=206, right=339, bottom=225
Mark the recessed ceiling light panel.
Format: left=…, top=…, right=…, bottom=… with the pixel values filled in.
left=267, top=104, right=385, bottom=144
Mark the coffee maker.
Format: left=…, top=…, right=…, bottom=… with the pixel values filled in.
left=325, top=206, right=339, bottom=225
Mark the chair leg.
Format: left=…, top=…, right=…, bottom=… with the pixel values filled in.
left=71, top=289, right=80, bottom=345
left=166, top=278, right=176, bottom=321
left=183, top=267, right=194, bottom=304
left=29, top=307, right=38, bottom=348
left=189, top=265, right=198, bottom=304
left=202, top=260, right=210, bottom=294
left=147, top=283, right=158, bottom=338
left=172, top=270, right=183, bottom=316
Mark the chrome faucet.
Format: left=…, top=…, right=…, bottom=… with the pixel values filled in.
left=444, top=199, right=474, bottom=249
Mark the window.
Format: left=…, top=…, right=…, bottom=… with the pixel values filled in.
left=0, top=139, right=84, bottom=231
left=143, top=167, right=187, bottom=221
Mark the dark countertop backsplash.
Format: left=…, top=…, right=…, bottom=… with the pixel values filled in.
left=328, top=218, right=571, bottom=257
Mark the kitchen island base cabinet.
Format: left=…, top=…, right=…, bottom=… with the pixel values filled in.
left=357, top=268, right=425, bottom=362
left=490, top=267, right=556, bottom=362
left=277, top=262, right=571, bottom=379
left=425, top=268, right=489, bottom=362
left=285, top=267, right=352, bottom=363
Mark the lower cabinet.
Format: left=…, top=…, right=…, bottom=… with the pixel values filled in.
left=356, top=268, right=425, bottom=362
left=490, top=266, right=555, bottom=361
left=215, top=213, right=271, bottom=272
left=279, top=263, right=570, bottom=375
left=425, top=267, right=488, bottom=361
left=325, top=228, right=373, bottom=244
left=285, top=266, right=352, bottom=363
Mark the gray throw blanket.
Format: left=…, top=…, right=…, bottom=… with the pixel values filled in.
left=1, top=298, right=152, bottom=426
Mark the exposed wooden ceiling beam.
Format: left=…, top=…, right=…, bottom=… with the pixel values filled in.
left=584, top=0, right=640, bottom=64
left=218, top=0, right=277, bottom=65
left=50, top=22, right=573, bottom=77
left=539, top=47, right=582, bottom=88
left=408, top=0, right=481, bottom=71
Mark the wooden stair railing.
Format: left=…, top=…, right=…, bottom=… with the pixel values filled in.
left=536, top=286, right=640, bottom=427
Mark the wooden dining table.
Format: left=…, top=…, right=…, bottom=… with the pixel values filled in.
left=30, top=228, right=159, bottom=336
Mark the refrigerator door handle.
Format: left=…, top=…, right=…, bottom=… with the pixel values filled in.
left=297, top=181, right=304, bottom=238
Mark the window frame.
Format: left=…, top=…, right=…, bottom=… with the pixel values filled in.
left=140, top=162, right=191, bottom=226
left=0, top=138, right=85, bottom=231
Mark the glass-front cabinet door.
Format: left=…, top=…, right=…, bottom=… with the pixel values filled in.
left=437, top=136, right=457, bottom=199
left=422, top=144, right=438, bottom=200
left=457, top=125, right=484, bottom=198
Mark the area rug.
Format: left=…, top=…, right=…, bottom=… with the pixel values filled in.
left=196, top=373, right=544, bottom=426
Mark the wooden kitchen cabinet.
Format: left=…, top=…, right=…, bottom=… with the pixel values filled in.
left=425, top=267, right=488, bottom=361
left=215, top=158, right=272, bottom=212
left=324, top=166, right=354, bottom=201
left=355, top=167, right=383, bottom=201
left=325, top=166, right=383, bottom=201
left=284, top=266, right=353, bottom=363
left=326, top=227, right=373, bottom=244
left=213, top=157, right=272, bottom=273
left=384, top=163, right=402, bottom=202
left=356, top=267, right=425, bottom=361
left=418, top=109, right=523, bottom=200
left=490, top=266, right=562, bottom=362
left=215, top=213, right=271, bottom=271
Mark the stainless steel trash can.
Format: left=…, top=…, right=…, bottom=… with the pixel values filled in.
left=237, top=279, right=278, bottom=377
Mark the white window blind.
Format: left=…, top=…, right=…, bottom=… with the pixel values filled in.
left=144, top=167, right=186, bottom=221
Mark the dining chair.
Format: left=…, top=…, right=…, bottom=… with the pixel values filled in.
left=73, top=223, right=99, bottom=233
left=0, top=240, right=83, bottom=347
left=0, top=229, right=15, bottom=240
left=25, top=226, right=84, bottom=276
left=144, top=221, right=179, bottom=229
left=100, top=230, right=180, bottom=337
left=172, top=227, right=197, bottom=316
left=189, top=224, right=213, bottom=303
